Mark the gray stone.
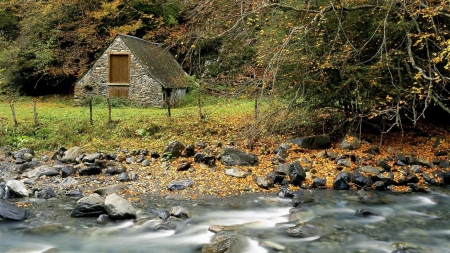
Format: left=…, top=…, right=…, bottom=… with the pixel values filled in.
left=0, top=200, right=33, bottom=220
left=6, top=180, right=29, bottom=197
left=333, top=172, right=351, bottom=190
left=285, top=223, right=325, bottom=238
left=170, top=206, right=191, bottom=218
left=141, top=159, right=150, bottom=166
left=220, top=148, right=258, bottom=166
left=82, top=153, right=101, bottom=163
left=163, top=140, right=186, bottom=158
left=35, top=187, right=57, bottom=199
left=79, top=166, right=102, bottom=176
left=61, top=147, right=83, bottom=163
left=94, top=184, right=125, bottom=196
left=167, top=180, right=192, bottom=191
left=255, top=176, right=273, bottom=189
left=24, top=165, right=59, bottom=178
left=360, top=165, right=383, bottom=175
left=117, top=172, right=130, bottom=182
left=70, top=193, right=107, bottom=217
left=340, top=136, right=361, bottom=150
left=225, top=168, right=248, bottom=178
left=288, top=161, right=306, bottom=186
left=58, top=176, right=78, bottom=189
left=104, top=193, right=136, bottom=220
left=288, top=135, right=331, bottom=150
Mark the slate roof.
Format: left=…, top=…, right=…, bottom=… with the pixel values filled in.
left=118, top=34, right=187, bottom=89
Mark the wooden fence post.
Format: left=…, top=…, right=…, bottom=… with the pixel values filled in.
left=89, top=98, right=93, bottom=125
left=33, top=100, right=38, bottom=125
left=10, top=103, right=18, bottom=126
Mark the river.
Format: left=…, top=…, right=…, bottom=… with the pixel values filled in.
left=1, top=187, right=450, bottom=253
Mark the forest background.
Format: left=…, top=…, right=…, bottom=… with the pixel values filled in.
left=0, top=0, right=449, bottom=142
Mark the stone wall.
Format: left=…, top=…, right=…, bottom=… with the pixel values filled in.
left=74, top=37, right=166, bottom=107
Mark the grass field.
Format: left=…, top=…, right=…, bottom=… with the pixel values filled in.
left=0, top=95, right=264, bottom=154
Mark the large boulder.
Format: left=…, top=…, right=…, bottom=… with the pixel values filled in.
left=70, top=193, right=107, bottom=217
left=285, top=223, right=325, bottom=238
left=61, top=147, right=83, bottom=163
left=0, top=200, right=33, bottom=221
left=288, top=161, right=306, bottom=186
left=163, top=140, right=186, bottom=158
left=104, top=193, right=136, bottom=220
left=288, top=135, right=331, bottom=150
left=333, top=171, right=352, bottom=190
left=24, top=165, right=59, bottom=179
left=6, top=180, right=29, bottom=197
left=352, top=169, right=372, bottom=188
left=220, top=148, right=258, bottom=166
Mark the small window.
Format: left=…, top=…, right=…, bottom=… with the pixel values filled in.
left=108, top=86, right=129, bottom=98
left=109, top=54, right=130, bottom=83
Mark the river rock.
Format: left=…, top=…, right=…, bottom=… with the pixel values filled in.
left=255, top=176, right=273, bottom=189
left=260, top=240, right=286, bottom=251
left=376, top=158, right=392, bottom=171
left=313, top=177, right=327, bottom=188
left=177, top=162, right=191, bottom=171
left=106, top=165, right=126, bottom=175
left=355, top=209, right=382, bottom=217
left=24, top=224, right=65, bottom=235
left=267, top=171, right=285, bottom=184
left=104, top=193, right=136, bottom=220
left=6, top=180, right=28, bottom=197
left=59, top=165, right=76, bottom=178
left=70, top=193, right=107, bottom=217
left=225, top=168, right=248, bottom=178
left=79, top=166, right=102, bottom=176
left=288, top=161, right=306, bottom=186
left=352, top=169, right=372, bottom=188
left=117, top=172, right=130, bottom=182
left=333, top=172, right=351, bottom=190
left=202, top=235, right=239, bottom=253
left=94, top=184, right=125, bottom=196
left=0, top=200, right=33, bottom=220
left=340, top=136, right=361, bottom=150
left=220, top=148, right=258, bottom=166
left=24, top=165, right=59, bottom=178
left=82, top=153, right=101, bottom=163
left=61, top=147, right=83, bottom=163
left=288, top=135, right=331, bottom=150
left=167, top=180, right=192, bottom=191
left=163, top=140, right=186, bottom=158
left=12, top=148, right=34, bottom=161
left=157, top=210, right=170, bottom=221
left=285, top=222, right=324, bottom=238
left=58, top=176, right=77, bottom=189
left=35, top=187, right=57, bottom=199
left=170, top=206, right=191, bottom=218
left=97, top=214, right=112, bottom=224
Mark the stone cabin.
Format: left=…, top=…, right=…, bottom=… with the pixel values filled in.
left=74, top=34, right=188, bottom=107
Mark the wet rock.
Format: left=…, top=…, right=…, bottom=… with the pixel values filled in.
left=79, top=166, right=102, bottom=176
left=220, top=148, right=258, bottom=166
left=97, top=214, right=112, bottom=224
left=157, top=210, right=170, bottom=221
left=285, top=223, right=324, bottom=238
left=70, top=193, right=107, bottom=217
left=278, top=187, right=295, bottom=198
left=104, top=193, right=136, bottom=220
left=24, top=224, right=65, bottom=235
left=163, top=140, right=186, bottom=158
left=170, top=206, right=191, bottom=218
left=439, top=160, right=449, bottom=169
left=61, top=147, right=83, bottom=163
left=266, top=171, right=285, bottom=184
left=167, top=180, right=192, bottom=191
left=202, top=235, right=239, bottom=253
left=35, top=187, right=57, bottom=199
left=260, top=240, right=286, bottom=251
left=426, top=170, right=445, bottom=186
left=333, top=172, right=352, bottom=190
left=292, top=194, right=314, bottom=207
left=376, top=158, right=392, bottom=171
left=288, top=161, right=306, bottom=186
left=355, top=209, right=382, bottom=217
left=378, top=171, right=394, bottom=185
left=0, top=200, right=33, bottom=220
left=225, top=168, right=248, bottom=178
left=6, top=180, right=28, bottom=197
left=374, top=181, right=386, bottom=191
left=352, top=169, right=372, bottom=188
left=155, top=220, right=177, bottom=230
left=177, top=162, right=191, bottom=171
left=313, top=178, right=327, bottom=188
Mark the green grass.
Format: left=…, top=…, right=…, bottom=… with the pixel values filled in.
left=0, top=95, right=258, bottom=154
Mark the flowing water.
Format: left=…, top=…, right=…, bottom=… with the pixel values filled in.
left=1, top=187, right=450, bottom=253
